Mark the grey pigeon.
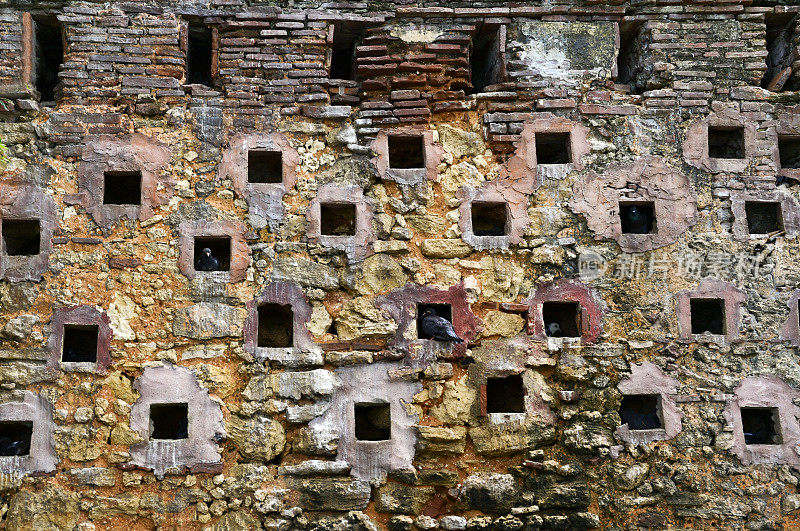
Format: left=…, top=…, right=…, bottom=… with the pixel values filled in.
left=546, top=321, right=562, bottom=337
left=420, top=309, right=463, bottom=342
left=196, top=248, right=220, bottom=271
left=624, top=206, right=650, bottom=234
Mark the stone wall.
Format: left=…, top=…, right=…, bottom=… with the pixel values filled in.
left=0, top=0, right=799, bottom=529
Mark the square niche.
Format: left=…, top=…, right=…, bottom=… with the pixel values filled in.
left=620, top=201, right=656, bottom=234
left=619, top=394, right=662, bottom=430
left=2, top=220, right=41, bottom=256
left=388, top=136, right=425, bottom=169
left=708, top=126, right=745, bottom=160
left=535, top=132, right=571, bottom=165
left=193, top=236, right=231, bottom=272
left=740, top=407, right=781, bottom=445
left=690, top=298, right=725, bottom=335
left=103, top=171, right=142, bottom=205
left=62, top=325, right=99, bottom=363
left=486, top=374, right=525, bottom=414
left=745, top=201, right=783, bottom=234
left=257, top=303, right=294, bottom=348
left=247, top=150, right=283, bottom=184
left=150, top=403, right=189, bottom=440
left=0, top=421, right=33, bottom=456
left=471, top=202, right=508, bottom=237
left=354, top=402, right=391, bottom=441
left=320, top=203, right=357, bottom=236
left=416, top=303, right=453, bottom=340
left=542, top=301, right=581, bottom=338
left=779, top=136, right=800, bottom=170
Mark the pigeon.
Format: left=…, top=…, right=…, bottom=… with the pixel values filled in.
left=196, top=248, right=220, bottom=271
left=0, top=436, right=28, bottom=456
left=546, top=321, right=562, bottom=337
left=420, top=308, right=464, bottom=343
left=623, top=206, right=650, bottom=234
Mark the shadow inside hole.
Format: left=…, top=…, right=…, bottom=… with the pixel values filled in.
left=388, top=136, right=425, bottom=169
left=62, top=324, right=99, bottom=363
left=150, top=403, right=188, bottom=440
left=257, top=303, right=293, bottom=348
left=354, top=402, right=391, bottom=441
left=471, top=202, right=508, bottom=236
left=620, top=394, right=662, bottom=430
left=247, top=150, right=283, bottom=184
left=320, top=203, right=356, bottom=236
left=690, top=298, right=725, bottom=335
left=741, top=406, right=781, bottom=445
left=2, top=220, right=41, bottom=256
left=708, top=127, right=745, bottom=159
left=535, top=132, right=571, bottom=164
left=486, top=374, right=526, bottom=413
left=103, top=171, right=142, bottom=205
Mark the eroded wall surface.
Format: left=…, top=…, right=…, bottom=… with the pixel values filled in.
left=0, top=0, right=799, bottom=529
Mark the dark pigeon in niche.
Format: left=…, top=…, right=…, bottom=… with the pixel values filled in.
left=196, top=248, right=219, bottom=271
left=0, top=436, right=28, bottom=456
left=420, top=308, right=463, bottom=343
left=546, top=322, right=562, bottom=338
left=623, top=206, right=650, bottom=234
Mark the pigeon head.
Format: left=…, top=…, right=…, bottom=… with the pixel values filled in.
left=203, top=248, right=212, bottom=257
left=546, top=322, right=561, bottom=336
left=422, top=308, right=437, bottom=318
left=628, top=206, right=641, bottom=218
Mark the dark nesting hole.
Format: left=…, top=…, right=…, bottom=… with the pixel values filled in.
left=535, top=132, right=571, bottom=164
left=330, top=23, right=363, bottom=81
left=469, top=26, right=503, bottom=94
left=354, top=402, right=391, bottom=441
left=542, top=301, right=581, bottom=338
left=620, top=201, right=656, bottom=234
left=32, top=15, right=63, bottom=102
left=779, top=136, right=800, bottom=169
left=0, top=421, right=33, bottom=456
left=193, top=236, right=231, bottom=272
left=741, top=407, right=781, bottom=445
left=257, top=303, right=293, bottom=348
left=388, top=135, right=425, bottom=169
left=187, top=23, right=213, bottom=86
left=471, top=202, right=508, bottom=236
left=103, top=171, right=142, bottom=205
left=745, top=201, right=783, bottom=235
left=617, top=22, right=645, bottom=93
left=320, top=203, right=357, bottom=236
left=417, top=303, right=452, bottom=340
left=150, top=403, right=188, bottom=440
left=690, top=298, right=725, bottom=335
left=708, top=127, right=745, bottom=159
left=486, top=374, right=525, bottom=414
left=619, top=394, right=662, bottom=430
left=62, top=324, right=99, bottom=363
left=761, top=14, right=797, bottom=91
left=247, top=150, right=282, bottom=184
left=2, top=220, right=41, bottom=256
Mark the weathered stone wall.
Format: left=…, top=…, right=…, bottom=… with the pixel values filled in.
left=0, top=0, right=799, bottom=529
